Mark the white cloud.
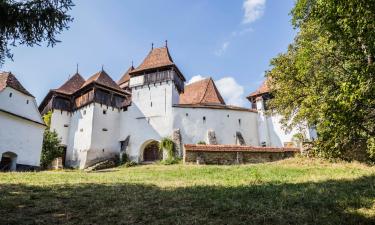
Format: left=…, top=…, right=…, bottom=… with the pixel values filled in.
left=242, top=0, right=266, bottom=24
left=187, top=75, right=206, bottom=84
left=214, top=41, right=230, bottom=56
left=216, top=77, right=246, bottom=107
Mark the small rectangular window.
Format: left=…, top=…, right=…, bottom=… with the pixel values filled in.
left=102, top=128, right=108, bottom=131
left=9, top=93, right=12, bottom=98
left=103, top=110, right=107, bottom=115
left=26, top=100, right=29, bottom=104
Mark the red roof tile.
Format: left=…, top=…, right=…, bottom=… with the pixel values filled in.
left=248, top=79, right=270, bottom=98
left=179, top=78, right=225, bottom=105
left=0, top=72, right=33, bottom=97
left=81, top=70, right=124, bottom=92
left=130, top=47, right=174, bottom=74
left=118, top=66, right=134, bottom=86
left=54, top=73, right=85, bottom=95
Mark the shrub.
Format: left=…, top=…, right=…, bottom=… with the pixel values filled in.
left=159, top=137, right=175, bottom=161
left=197, top=141, right=206, bottom=145
left=40, top=130, right=63, bottom=169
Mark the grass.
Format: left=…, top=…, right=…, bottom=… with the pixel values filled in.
left=0, top=158, right=374, bottom=225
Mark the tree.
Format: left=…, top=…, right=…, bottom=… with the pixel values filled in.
left=40, top=129, right=63, bottom=169
left=0, top=0, right=74, bottom=65
left=266, top=0, right=375, bottom=161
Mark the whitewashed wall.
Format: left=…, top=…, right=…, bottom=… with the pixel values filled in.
left=173, top=107, right=259, bottom=146
left=0, top=110, right=44, bottom=167
left=65, top=104, right=95, bottom=168
left=0, top=87, right=44, bottom=123
left=50, top=110, right=71, bottom=146
left=256, top=98, right=314, bottom=147
left=119, top=81, right=178, bottom=162
left=88, top=104, right=121, bottom=165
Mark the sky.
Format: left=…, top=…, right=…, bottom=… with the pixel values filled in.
left=2, top=0, right=297, bottom=107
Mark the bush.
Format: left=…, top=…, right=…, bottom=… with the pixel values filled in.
left=159, top=137, right=175, bottom=161
left=40, top=130, right=63, bottom=169
left=197, top=141, right=206, bottom=145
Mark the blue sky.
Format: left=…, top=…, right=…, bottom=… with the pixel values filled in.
left=2, top=0, right=296, bottom=106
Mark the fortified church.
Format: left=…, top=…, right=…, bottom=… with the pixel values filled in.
left=39, top=44, right=316, bottom=169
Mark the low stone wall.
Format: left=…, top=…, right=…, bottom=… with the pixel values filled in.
left=184, top=144, right=299, bottom=165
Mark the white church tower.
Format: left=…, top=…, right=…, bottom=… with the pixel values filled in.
left=119, top=44, right=186, bottom=162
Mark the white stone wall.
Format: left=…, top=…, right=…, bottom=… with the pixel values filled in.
left=119, top=81, right=178, bottom=162
left=50, top=110, right=71, bottom=146
left=65, top=104, right=95, bottom=168
left=256, top=97, right=314, bottom=147
left=0, top=87, right=44, bottom=123
left=88, top=104, right=121, bottom=165
left=0, top=110, right=45, bottom=167
left=172, top=107, right=259, bottom=146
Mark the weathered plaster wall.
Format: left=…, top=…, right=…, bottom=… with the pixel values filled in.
left=50, top=110, right=71, bottom=146
left=65, top=104, right=94, bottom=168
left=173, top=107, right=259, bottom=146
left=88, top=104, right=121, bottom=166
left=0, top=111, right=45, bottom=167
left=0, top=87, right=44, bottom=123
left=119, top=80, right=178, bottom=162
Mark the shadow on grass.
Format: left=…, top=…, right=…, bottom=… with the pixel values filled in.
left=0, top=175, right=374, bottom=225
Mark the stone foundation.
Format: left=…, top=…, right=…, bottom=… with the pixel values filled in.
left=184, top=144, right=299, bottom=165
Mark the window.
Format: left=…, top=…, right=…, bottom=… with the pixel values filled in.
left=80, top=128, right=83, bottom=132
left=64, top=124, right=69, bottom=128
left=103, top=110, right=107, bottom=115
left=238, top=119, right=241, bottom=125
left=150, top=101, right=153, bottom=107
left=203, top=116, right=206, bottom=123
left=26, top=100, right=29, bottom=104
left=102, top=128, right=108, bottom=131
left=9, top=93, right=12, bottom=98
left=227, top=114, right=229, bottom=118
left=186, top=113, right=189, bottom=117
left=261, top=142, right=267, bottom=147
left=83, top=110, right=86, bottom=115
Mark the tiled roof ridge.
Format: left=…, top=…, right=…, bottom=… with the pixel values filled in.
left=0, top=71, right=33, bottom=97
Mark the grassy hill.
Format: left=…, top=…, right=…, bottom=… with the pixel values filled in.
left=0, top=158, right=374, bottom=224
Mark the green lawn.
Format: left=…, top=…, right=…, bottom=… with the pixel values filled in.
left=0, top=158, right=374, bottom=225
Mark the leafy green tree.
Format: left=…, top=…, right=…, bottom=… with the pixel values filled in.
left=0, top=0, right=74, bottom=65
left=267, top=0, right=375, bottom=161
left=40, top=129, right=63, bottom=169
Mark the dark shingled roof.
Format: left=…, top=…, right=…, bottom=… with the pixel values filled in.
left=54, top=73, right=85, bottom=95
left=130, top=47, right=175, bottom=74
left=82, top=70, right=124, bottom=92
left=0, top=72, right=33, bottom=97
left=179, top=77, right=225, bottom=105
left=118, top=66, right=134, bottom=85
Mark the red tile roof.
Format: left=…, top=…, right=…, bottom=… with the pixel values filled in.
left=184, top=144, right=299, bottom=153
left=130, top=47, right=174, bottom=74
left=118, top=66, right=134, bottom=86
left=179, top=78, right=225, bottom=105
left=54, top=73, right=85, bottom=95
left=81, top=70, right=124, bottom=92
left=248, top=79, right=270, bottom=98
left=0, top=72, right=33, bottom=97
